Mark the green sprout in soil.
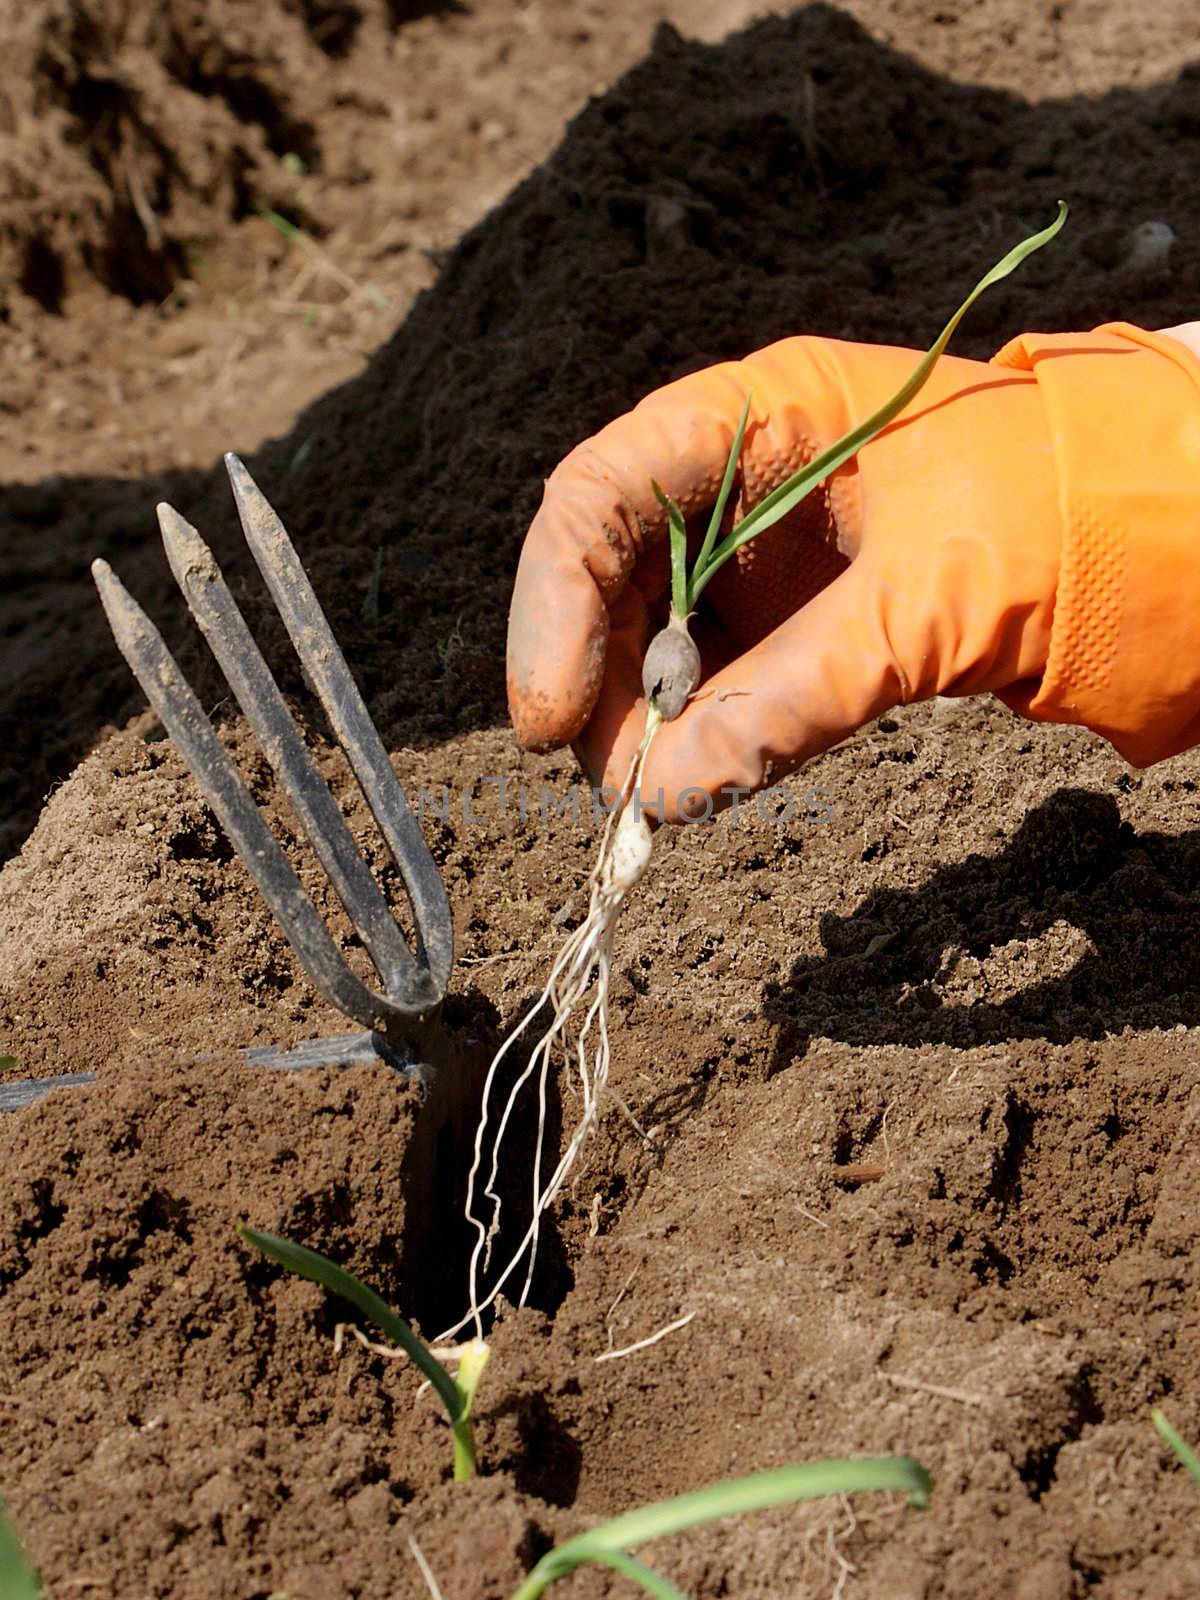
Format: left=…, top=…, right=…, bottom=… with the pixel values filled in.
left=507, top=1456, right=932, bottom=1599
left=0, top=1498, right=41, bottom=1600
left=239, top=1227, right=489, bottom=1482
left=1153, top=1409, right=1200, bottom=1485
left=458, top=203, right=1069, bottom=1341
left=253, top=202, right=391, bottom=313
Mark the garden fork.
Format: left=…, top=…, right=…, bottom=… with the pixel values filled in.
left=1, top=455, right=453, bottom=1112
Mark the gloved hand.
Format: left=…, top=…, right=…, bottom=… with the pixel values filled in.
left=507, top=323, right=1200, bottom=821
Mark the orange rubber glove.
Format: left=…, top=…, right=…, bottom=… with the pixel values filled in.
left=507, top=323, right=1200, bottom=821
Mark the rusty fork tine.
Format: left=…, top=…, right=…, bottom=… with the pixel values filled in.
left=224, top=454, right=453, bottom=993
left=154, top=498, right=429, bottom=1006
left=91, top=558, right=427, bottom=1038
left=88, top=456, right=452, bottom=1055
left=0, top=1073, right=98, bottom=1113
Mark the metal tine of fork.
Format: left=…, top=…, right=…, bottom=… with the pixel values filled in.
left=91, top=559, right=436, bottom=1040
left=224, top=452, right=453, bottom=996
left=155, top=501, right=435, bottom=1012
left=0, top=1073, right=98, bottom=1113
left=1, top=1033, right=422, bottom=1116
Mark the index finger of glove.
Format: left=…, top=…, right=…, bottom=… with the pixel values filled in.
left=506, top=362, right=760, bottom=752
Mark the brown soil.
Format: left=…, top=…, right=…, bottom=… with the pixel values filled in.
left=5, top=1, right=1200, bottom=1596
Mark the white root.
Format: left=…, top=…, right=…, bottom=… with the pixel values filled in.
left=444, top=721, right=659, bottom=1342
left=605, top=799, right=654, bottom=891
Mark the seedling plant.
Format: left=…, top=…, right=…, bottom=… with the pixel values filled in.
left=507, top=1457, right=931, bottom=1599
left=1154, top=1409, right=1200, bottom=1485
left=457, top=203, right=1069, bottom=1336
left=239, top=1227, right=489, bottom=1481
left=238, top=1229, right=935, bottom=1592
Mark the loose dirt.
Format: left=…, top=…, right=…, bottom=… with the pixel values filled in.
left=4, top=1, right=1200, bottom=1596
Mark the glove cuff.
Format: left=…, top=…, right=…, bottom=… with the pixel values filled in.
left=992, top=323, right=1200, bottom=765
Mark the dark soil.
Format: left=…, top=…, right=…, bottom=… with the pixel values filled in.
left=4, top=1, right=1200, bottom=1596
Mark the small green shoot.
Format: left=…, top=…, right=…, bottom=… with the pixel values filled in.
left=253, top=204, right=391, bottom=313
left=0, top=1500, right=41, bottom=1600
left=362, top=546, right=384, bottom=625
left=436, top=612, right=466, bottom=671
left=254, top=203, right=305, bottom=245
left=0, top=1056, right=16, bottom=1072
left=507, top=1456, right=932, bottom=1599
left=239, top=1227, right=488, bottom=1481
left=1153, top=1409, right=1200, bottom=1485
left=654, top=203, right=1069, bottom=641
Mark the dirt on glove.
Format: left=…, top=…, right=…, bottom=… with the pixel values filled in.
left=4, top=0, right=1200, bottom=1596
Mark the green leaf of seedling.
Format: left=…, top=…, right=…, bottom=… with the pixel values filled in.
left=0, top=1500, right=42, bottom=1600
left=0, top=1056, right=17, bottom=1072
left=651, top=480, right=690, bottom=623
left=688, top=392, right=753, bottom=609
left=1153, top=1409, right=1200, bottom=1485
left=508, top=1456, right=931, bottom=1599
left=239, top=1227, right=486, bottom=1480
left=689, top=202, right=1069, bottom=604
left=239, top=1227, right=460, bottom=1413
left=253, top=203, right=303, bottom=243
left=362, top=546, right=384, bottom=626
left=573, top=1549, right=687, bottom=1599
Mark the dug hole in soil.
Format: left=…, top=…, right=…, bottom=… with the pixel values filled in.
left=4, top=1, right=1200, bottom=1595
